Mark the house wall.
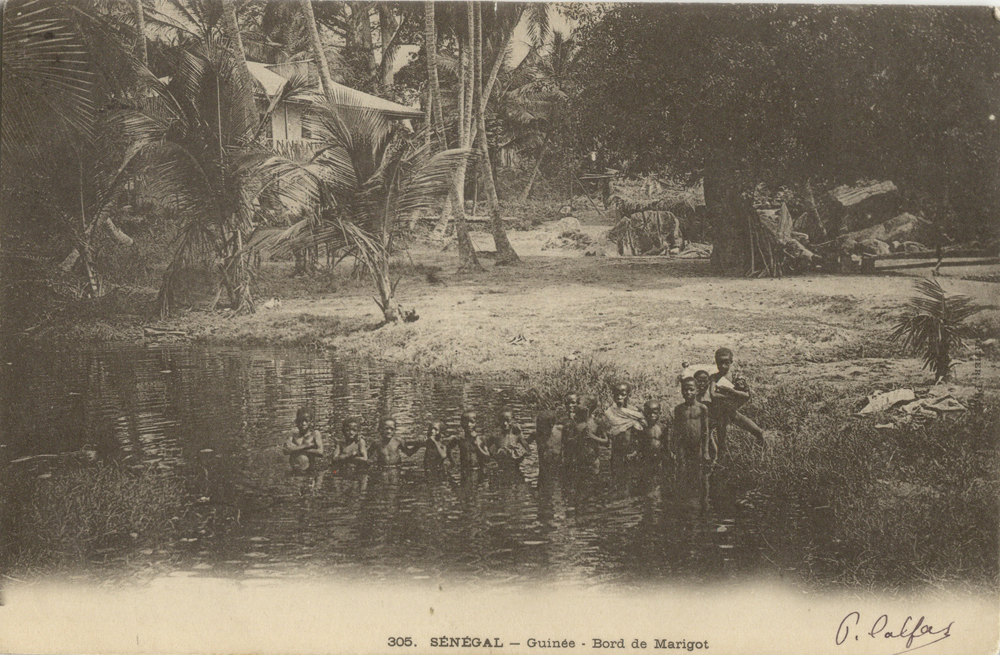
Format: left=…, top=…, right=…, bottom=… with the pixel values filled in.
left=270, top=102, right=306, bottom=142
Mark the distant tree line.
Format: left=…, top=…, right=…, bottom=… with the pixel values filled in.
left=567, top=4, right=1000, bottom=274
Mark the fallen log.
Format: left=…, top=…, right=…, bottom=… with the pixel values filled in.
left=143, top=326, right=188, bottom=339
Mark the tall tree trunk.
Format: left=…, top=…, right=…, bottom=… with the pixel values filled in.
left=519, top=136, right=548, bottom=203
left=424, top=1, right=446, bottom=148
left=474, top=1, right=518, bottom=265
left=378, top=3, right=397, bottom=87
left=221, top=0, right=253, bottom=103
left=349, top=2, right=377, bottom=85
left=132, top=0, right=147, bottom=66
left=453, top=2, right=481, bottom=272
left=301, top=0, right=337, bottom=103
left=705, top=165, right=754, bottom=276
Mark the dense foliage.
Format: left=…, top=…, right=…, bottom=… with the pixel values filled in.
left=571, top=5, right=1000, bottom=241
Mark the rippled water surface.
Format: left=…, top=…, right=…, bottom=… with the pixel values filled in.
left=2, top=346, right=783, bottom=585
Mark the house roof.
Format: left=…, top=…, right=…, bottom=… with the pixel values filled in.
left=246, top=61, right=289, bottom=97
left=246, top=61, right=422, bottom=120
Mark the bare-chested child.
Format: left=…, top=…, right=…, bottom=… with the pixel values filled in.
left=329, top=418, right=369, bottom=469
left=489, top=409, right=530, bottom=472
left=710, top=347, right=765, bottom=452
left=638, top=399, right=672, bottom=477
left=283, top=407, right=324, bottom=472
left=533, top=393, right=579, bottom=477
left=603, top=383, right=644, bottom=471
left=368, top=417, right=420, bottom=468
left=570, top=395, right=607, bottom=476
left=453, top=411, right=491, bottom=470
left=673, top=378, right=715, bottom=469
left=416, top=421, right=451, bottom=473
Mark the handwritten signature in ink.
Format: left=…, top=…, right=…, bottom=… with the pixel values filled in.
left=836, top=612, right=953, bottom=654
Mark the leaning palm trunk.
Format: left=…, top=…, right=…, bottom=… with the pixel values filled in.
left=131, top=0, right=147, bottom=65
left=454, top=3, right=482, bottom=272
left=519, top=137, right=548, bottom=203
left=301, top=0, right=337, bottom=102
left=220, top=225, right=255, bottom=315
left=473, top=1, right=518, bottom=265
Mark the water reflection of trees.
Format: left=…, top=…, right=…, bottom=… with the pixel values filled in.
left=5, top=347, right=763, bottom=583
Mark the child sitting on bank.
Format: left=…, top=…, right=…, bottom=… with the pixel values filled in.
left=710, top=347, right=765, bottom=452
left=672, top=377, right=715, bottom=469
left=282, top=407, right=325, bottom=472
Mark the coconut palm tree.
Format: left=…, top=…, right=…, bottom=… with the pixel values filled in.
left=256, top=103, right=474, bottom=323
left=123, top=24, right=308, bottom=317
left=889, top=278, right=984, bottom=382
left=2, top=0, right=146, bottom=298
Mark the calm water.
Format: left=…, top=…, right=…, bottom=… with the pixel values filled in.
left=1, top=346, right=790, bottom=585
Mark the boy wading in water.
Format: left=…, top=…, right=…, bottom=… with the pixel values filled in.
left=283, top=407, right=325, bottom=472
left=330, top=418, right=368, bottom=469
left=418, top=421, right=451, bottom=474
left=638, top=399, right=672, bottom=479
left=455, top=411, right=491, bottom=470
left=369, top=418, right=421, bottom=468
left=569, top=395, right=607, bottom=476
left=710, top=348, right=766, bottom=453
left=603, top=383, right=644, bottom=471
left=490, top=409, right=530, bottom=472
left=674, top=377, right=715, bottom=466
left=532, top=393, right=579, bottom=480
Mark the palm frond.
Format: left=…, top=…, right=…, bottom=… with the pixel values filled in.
left=394, top=148, right=477, bottom=219
left=889, top=277, right=984, bottom=380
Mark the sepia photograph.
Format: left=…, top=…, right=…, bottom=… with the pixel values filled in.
left=1, top=1, right=998, bottom=654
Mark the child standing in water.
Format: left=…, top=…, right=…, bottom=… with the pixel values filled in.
left=418, top=421, right=451, bottom=473
left=570, top=395, right=607, bottom=476
left=454, top=411, right=491, bottom=470
left=673, top=378, right=715, bottom=469
left=638, top=399, right=671, bottom=478
left=283, top=407, right=324, bottom=472
left=330, top=418, right=368, bottom=468
left=603, top=383, right=644, bottom=471
left=532, top=393, right=579, bottom=478
left=490, top=408, right=530, bottom=472
left=368, top=417, right=418, bottom=468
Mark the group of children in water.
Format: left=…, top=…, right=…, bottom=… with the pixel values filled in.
left=283, top=348, right=766, bottom=480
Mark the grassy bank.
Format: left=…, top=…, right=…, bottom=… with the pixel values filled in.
left=528, top=358, right=999, bottom=592
left=3, top=464, right=186, bottom=573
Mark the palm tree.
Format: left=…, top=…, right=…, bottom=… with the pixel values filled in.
left=496, top=28, right=579, bottom=204
left=123, top=23, right=307, bottom=317
left=299, top=0, right=337, bottom=103
left=889, top=278, right=984, bottom=382
left=257, top=103, right=473, bottom=323
left=2, top=0, right=144, bottom=298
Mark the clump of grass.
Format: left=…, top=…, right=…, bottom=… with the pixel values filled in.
left=528, top=358, right=660, bottom=411
left=729, top=385, right=999, bottom=591
left=6, top=465, right=185, bottom=569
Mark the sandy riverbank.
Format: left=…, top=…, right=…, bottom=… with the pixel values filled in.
left=11, top=225, right=1000, bottom=391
